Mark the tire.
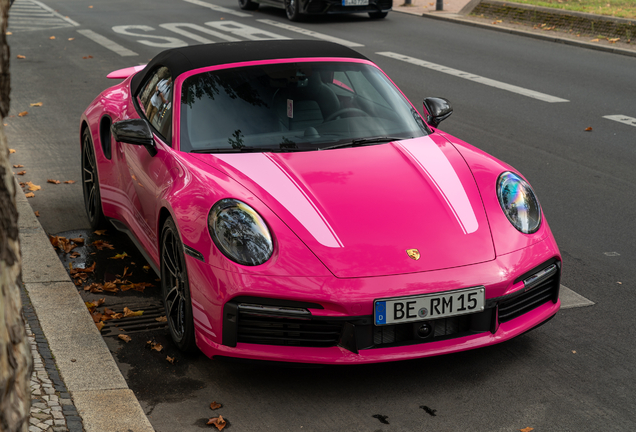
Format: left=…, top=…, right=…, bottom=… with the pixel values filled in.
left=368, top=11, right=388, bottom=18
left=238, top=0, right=259, bottom=10
left=285, top=0, right=302, bottom=21
left=161, top=217, right=197, bottom=353
left=81, top=128, right=107, bottom=229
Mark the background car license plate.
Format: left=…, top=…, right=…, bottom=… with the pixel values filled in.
left=374, top=287, right=485, bottom=325
left=342, top=0, right=369, bottom=5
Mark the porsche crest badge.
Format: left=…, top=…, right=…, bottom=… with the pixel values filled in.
left=406, top=249, right=420, bottom=260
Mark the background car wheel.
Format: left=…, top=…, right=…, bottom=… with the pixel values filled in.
left=285, top=0, right=302, bottom=21
left=238, top=0, right=259, bottom=10
left=161, top=217, right=197, bottom=353
left=81, top=128, right=106, bottom=229
left=368, top=11, right=388, bottom=18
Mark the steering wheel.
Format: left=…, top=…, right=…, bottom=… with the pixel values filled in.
left=325, top=108, right=370, bottom=122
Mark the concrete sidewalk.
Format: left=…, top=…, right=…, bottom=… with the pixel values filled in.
left=16, top=177, right=154, bottom=432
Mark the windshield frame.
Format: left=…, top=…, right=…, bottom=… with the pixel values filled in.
left=173, top=57, right=431, bottom=153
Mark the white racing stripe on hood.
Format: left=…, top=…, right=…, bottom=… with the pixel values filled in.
left=395, top=139, right=479, bottom=235
left=215, top=153, right=343, bottom=248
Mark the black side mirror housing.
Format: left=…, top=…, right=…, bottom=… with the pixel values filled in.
left=111, top=119, right=156, bottom=155
left=423, top=97, right=453, bottom=128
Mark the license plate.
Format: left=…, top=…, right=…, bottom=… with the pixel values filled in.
left=374, top=287, right=485, bottom=326
left=342, top=0, right=369, bottom=5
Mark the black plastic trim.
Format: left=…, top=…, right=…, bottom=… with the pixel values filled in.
left=183, top=244, right=205, bottom=262
left=108, top=218, right=160, bottom=276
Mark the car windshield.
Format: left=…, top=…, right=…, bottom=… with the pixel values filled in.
left=179, top=62, right=428, bottom=153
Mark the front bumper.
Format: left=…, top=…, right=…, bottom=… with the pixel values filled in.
left=302, top=0, right=392, bottom=14
left=187, top=236, right=561, bottom=364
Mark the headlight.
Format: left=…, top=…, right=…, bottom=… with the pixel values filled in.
left=497, top=172, right=541, bottom=234
left=208, top=199, right=273, bottom=266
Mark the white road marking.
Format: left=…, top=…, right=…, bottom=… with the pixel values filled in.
left=206, top=21, right=289, bottom=41
left=77, top=29, right=139, bottom=57
left=159, top=23, right=240, bottom=43
left=559, top=285, right=594, bottom=309
left=29, top=0, right=80, bottom=26
left=257, top=19, right=364, bottom=47
left=377, top=52, right=570, bottom=103
left=9, top=0, right=79, bottom=32
left=112, top=25, right=189, bottom=48
left=183, top=0, right=252, bottom=17
left=603, top=115, right=636, bottom=128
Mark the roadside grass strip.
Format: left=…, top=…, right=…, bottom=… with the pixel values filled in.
left=376, top=51, right=570, bottom=103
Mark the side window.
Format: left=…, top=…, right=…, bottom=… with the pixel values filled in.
left=137, top=66, right=173, bottom=142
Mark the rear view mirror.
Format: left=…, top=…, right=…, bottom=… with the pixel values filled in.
left=423, top=97, right=452, bottom=128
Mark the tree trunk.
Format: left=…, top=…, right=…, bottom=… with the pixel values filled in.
left=0, top=0, right=33, bottom=429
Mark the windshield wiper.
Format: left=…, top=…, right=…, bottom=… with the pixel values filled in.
left=319, top=136, right=407, bottom=151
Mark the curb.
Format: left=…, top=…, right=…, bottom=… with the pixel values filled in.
left=16, top=177, right=155, bottom=432
left=418, top=12, right=636, bottom=58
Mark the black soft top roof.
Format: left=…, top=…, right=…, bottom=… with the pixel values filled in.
left=130, top=40, right=369, bottom=94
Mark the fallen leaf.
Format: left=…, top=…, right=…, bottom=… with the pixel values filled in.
left=608, top=37, right=620, bottom=43
left=210, top=402, right=223, bottom=410
left=70, top=237, right=85, bottom=245
left=68, top=37, right=75, bottom=41
left=151, top=343, right=163, bottom=352
left=82, top=55, right=94, bottom=59
left=584, top=127, right=593, bottom=131
left=89, top=5, right=93, bottom=7
left=92, top=240, right=114, bottom=250
left=91, top=311, right=103, bottom=323
left=492, top=19, right=502, bottom=24
left=591, top=38, right=600, bottom=42
left=520, top=428, right=534, bottom=432
left=34, top=211, right=40, bottom=217
left=6, top=32, right=12, bottom=35
left=617, top=281, right=622, bottom=284
left=16, top=170, right=26, bottom=175
left=121, top=282, right=153, bottom=293
left=104, top=308, right=115, bottom=315
left=49, top=36, right=56, bottom=40
left=109, top=252, right=128, bottom=260
left=123, top=307, right=143, bottom=317
left=207, top=416, right=227, bottom=430
left=118, top=334, right=132, bottom=343
left=13, top=164, right=24, bottom=168
left=102, top=283, right=119, bottom=293
left=94, top=229, right=107, bottom=235
left=572, top=350, right=577, bottom=354
left=9, top=149, right=16, bottom=153
left=90, top=298, right=106, bottom=308
left=143, top=265, right=150, bottom=272
left=64, top=180, right=76, bottom=184
left=26, top=181, right=41, bottom=191
left=70, top=252, right=80, bottom=258
left=166, top=356, right=175, bottom=364
left=95, top=321, right=104, bottom=331
left=17, top=55, right=25, bottom=59
left=25, top=192, right=35, bottom=198
left=156, top=316, right=167, bottom=322
left=47, top=179, right=61, bottom=184
left=18, top=111, right=28, bottom=117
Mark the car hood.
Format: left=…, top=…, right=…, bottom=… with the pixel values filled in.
left=193, top=134, right=495, bottom=278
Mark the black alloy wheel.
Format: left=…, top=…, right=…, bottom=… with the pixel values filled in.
left=285, top=0, right=302, bottom=21
left=81, top=128, right=106, bottom=229
left=238, top=0, right=259, bottom=10
left=161, top=217, right=197, bottom=352
left=368, top=11, right=388, bottom=18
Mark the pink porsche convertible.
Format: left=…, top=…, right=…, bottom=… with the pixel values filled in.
left=80, top=40, right=561, bottom=364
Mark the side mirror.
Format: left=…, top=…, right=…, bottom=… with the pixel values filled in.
left=423, top=97, right=452, bottom=128
left=111, top=119, right=154, bottom=146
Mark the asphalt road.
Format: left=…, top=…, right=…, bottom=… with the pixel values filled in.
left=6, top=0, right=636, bottom=430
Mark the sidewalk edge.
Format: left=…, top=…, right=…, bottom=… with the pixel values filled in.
left=16, top=176, right=155, bottom=432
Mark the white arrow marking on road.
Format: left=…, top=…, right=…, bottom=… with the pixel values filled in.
left=183, top=0, right=252, bottom=17
left=159, top=23, right=241, bottom=43
left=603, top=115, right=636, bottom=128
left=77, top=29, right=139, bottom=57
left=377, top=52, right=570, bottom=103
left=257, top=19, right=364, bottom=48
left=559, top=285, right=594, bottom=309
